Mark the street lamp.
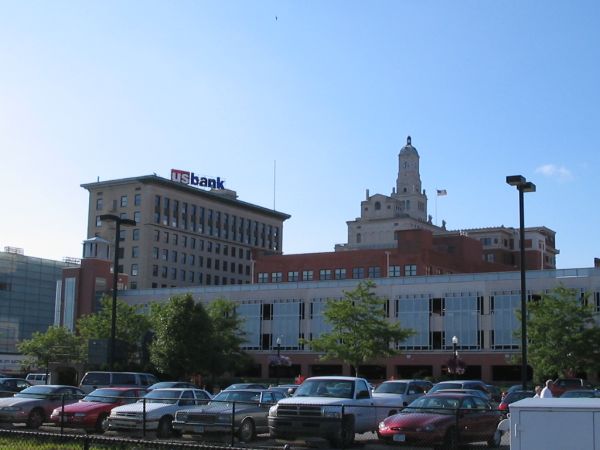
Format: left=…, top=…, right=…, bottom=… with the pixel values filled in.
left=385, top=251, right=391, bottom=277
left=452, top=336, right=458, bottom=379
left=99, top=214, right=137, bottom=371
left=506, top=175, right=536, bottom=390
left=276, top=336, right=282, bottom=385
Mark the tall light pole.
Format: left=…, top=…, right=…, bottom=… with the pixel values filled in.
left=276, top=336, right=282, bottom=385
left=506, top=175, right=536, bottom=390
left=99, top=214, right=137, bottom=371
left=452, top=336, right=458, bottom=380
left=385, top=251, right=391, bottom=277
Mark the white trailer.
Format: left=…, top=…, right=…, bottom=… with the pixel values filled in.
left=508, top=398, right=600, bottom=450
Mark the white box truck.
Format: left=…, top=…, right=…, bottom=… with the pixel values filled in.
left=508, top=397, right=600, bottom=450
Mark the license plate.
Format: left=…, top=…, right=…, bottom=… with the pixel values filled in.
left=194, top=425, right=204, bottom=433
left=393, top=434, right=406, bottom=442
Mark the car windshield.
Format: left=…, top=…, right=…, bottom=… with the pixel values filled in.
left=403, top=396, right=459, bottom=415
left=294, top=380, right=354, bottom=399
left=428, top=383, right=464, bottom=393
left=84, top=389, right=134, bottom=403
left=374, top=382, right=407, bottom=394
left=141, top=390, right=181, bottom=404
left=211, top=390, right=260, bottom=403
left=16, top=386, right=57, bottom=399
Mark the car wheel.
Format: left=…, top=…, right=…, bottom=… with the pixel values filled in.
left=156, top=416, right=173, bottom=439
left=95, top=413, right=109, bottom=433
left=239, top=418, right=256, bottom=442
left=26, top=409, right=44, bottom=429
left=487, top=429, right=502, bottom=448
left=443, top=427, right=458, bottom=450
left=330, top=416, right=355, bottom=448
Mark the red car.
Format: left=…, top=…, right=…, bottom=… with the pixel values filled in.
left=50, top=387, right=146, bottom=433
left=377, top=392, right=502, bottom=450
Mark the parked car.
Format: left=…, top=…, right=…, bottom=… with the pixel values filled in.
left=107, top=388, right=211, bottom=438
left=560, top=389, right=600, bottom=398
left=49, top=387, right=147, bottom=433
left=267, top=384, right=299, bottom=396
left=377, top=392, right=502, bottom=449
left=173, top=388, right=286, bottom=442
left=433, top=388, right=491, bottom=403
left=0, top=378, right=32, bottom=397
left=147, top=381, right=201, bottom=391
left=485, top=384, right=502, bottom=403
left=0, top=385, right=84, bottom=428
left=79, top=371, right=158, bottom=394
left=427, top=380, right=491, bottom=399
left=26, top=373, right=50, bottom=386
left=497, top=390, right=535, bottom=417
left=501, top=384, right=534, bottom=401
left=223, top=383, right=268, bottom=391
left=551, top=378, right=594, bottom=397
left=372, top=380, right=429, bottom=414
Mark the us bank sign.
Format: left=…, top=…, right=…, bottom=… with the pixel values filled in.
left=171, top=169, right=225, bottom=189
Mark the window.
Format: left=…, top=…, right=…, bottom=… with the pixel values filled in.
left=258, top=273, right=269, bottom=283
left=133, top=211, right=140, bottom=223
left=288, top=271, right=299, bottom=282
left=302, top=270, right=314, bottom=281
left=319, top=269, right=332, bottom=280
left=191, top=237, right=196, bottom=249
left=131, top=264, right=138, bottom=276
left=131, top=246, right=139, bottom=258
left=152, top=247, right=159, bottom=259
left=134, top=193, right=141, bottom=206
left=120, top=195, right=128, bottom=207
left=96, top=216, right=102, bottom=227
left=161, top=249, right=168, bottom=261
left=335, top=268, right=346, bottom=280
left=181, top=253, right=187, bottom=265
left=132, top=229, right=140, bottom=241
left=389, top=265, right=401, bottom=277
left=163, top=232, right=169, bottom=243
left=368, top=266, right=381, bottom=278
left=152, top=265, right=159, bottom=276
left=404, top=264, right=417, bottom=276
left=170, top=268, right=177, bottom=280
left=161, top=266, right=168, bottom=278
left=272, top=272, right=283, bottom=283
left=353, top=267, right=365, bottom=279
left=171, top=251, right=178, bottom=263
left=189, top=254, right=195, bottom=266
left=96, top=198, right=103, bottom=210
left=173, top=234, right=178, bottom=246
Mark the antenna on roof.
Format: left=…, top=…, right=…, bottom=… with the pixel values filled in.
left=273, top=160, right=277, bottom=210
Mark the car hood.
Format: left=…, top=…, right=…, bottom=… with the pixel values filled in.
left=0, top=397, right=43, bottom=408
left=179, top=402, right=256, bottom=415
left=59, top=401, right=113, bottom=414
left=112, top=402, right=181, bottom=416
left=384, top=412, right=450, bottom=428
left=277, top=397, right=354, bottom=406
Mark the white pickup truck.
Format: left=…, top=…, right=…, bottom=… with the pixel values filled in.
left=268, top=376, right=389, bottom=447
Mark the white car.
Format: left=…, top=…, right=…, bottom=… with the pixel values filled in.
left=107, top=388, right=211, bottom=438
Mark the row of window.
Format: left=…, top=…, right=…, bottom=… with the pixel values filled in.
left=96, top=194, right=142, bottom=210
left=153, top=195, right=280, bottom=251
left=152, top=230, right=252, bottom=259
left=95, top=213, right=140, bottom=227
left=257, top=265, right=418, bottom=283
left=149, top=251, right=251, bottom=273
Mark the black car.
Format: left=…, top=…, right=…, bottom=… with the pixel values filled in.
left=0, top=378, right=32, bottom=397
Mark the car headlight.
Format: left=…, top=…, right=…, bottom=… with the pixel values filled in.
left=0, top=407, right=22, bottom=412
left=269, top=405, right=278, bottom=417
left=322, top=406, right=341, bottom=418
left=378, top=421, right=388, bottom=430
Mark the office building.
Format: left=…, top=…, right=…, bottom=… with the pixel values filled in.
left=81, top=173, right=290, bottom=290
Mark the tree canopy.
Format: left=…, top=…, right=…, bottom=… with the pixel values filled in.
left=524, top=285, right=600, bottom=380
left=77, top=296, right=151, bottom=369
left=149, top=294, right=215, bottom=379
left=305, top=280, right=415, bottom=376
left=18, top=325, right=84, bottom=370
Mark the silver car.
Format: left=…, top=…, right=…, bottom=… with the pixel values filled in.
left=372, top=380, right=428, bottom=415
left=173, top=389, right=285, bottom=442
left=0, top=385, right=84, bottom=428
left=107, top=388, right=211, bottom=438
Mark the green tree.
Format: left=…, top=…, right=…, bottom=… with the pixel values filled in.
left=206, top=298, right=253, bottom=376
left=524, top=285, right=600, bottom=380
left=149, top=294, right=214, bottom=379
left=77, top=296, right=151, bottom=369
left=18, top=326, right=84, bottom=371
left=305, top=281, right=415, bottom=377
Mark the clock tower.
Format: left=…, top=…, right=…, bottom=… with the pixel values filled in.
left=393, top=136, right=428, bottom=222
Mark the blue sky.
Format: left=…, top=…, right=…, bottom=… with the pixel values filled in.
left=1, top=1, right=598, bottom=269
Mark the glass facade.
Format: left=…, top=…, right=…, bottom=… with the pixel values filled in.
left=0, top=251, right=76, bottom=353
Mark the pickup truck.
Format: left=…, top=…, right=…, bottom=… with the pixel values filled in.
left=268, top=376, right=389, bottom=447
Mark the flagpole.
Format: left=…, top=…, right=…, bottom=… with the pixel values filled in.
left=435, top=188, right=438, bottom=226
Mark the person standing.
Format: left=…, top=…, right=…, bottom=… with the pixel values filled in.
left=533, top=385, right=542, bottom=398
left=541, top=379, right=554, bottom=398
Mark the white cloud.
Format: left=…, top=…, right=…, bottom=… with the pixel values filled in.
left=535, top=164, right=573, bottom=181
